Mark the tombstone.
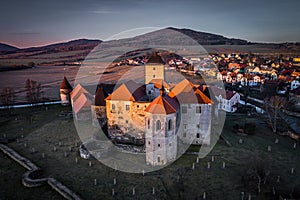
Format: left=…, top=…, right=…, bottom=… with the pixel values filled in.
left=192, top=163, right=195, bottom=170
left=152, top=187, right=155, bottom=195
left=112, top=188, right=115, bottom=196
left=272, top=186, right=276, bottom=195
left=267, top=146, right=272, bottom=152
left=3, top=134, right=6, bottom=138
left=142, top=169, right=145, bottom=176
left=241, top=192, right=245, bottom=200
left=69, top=147, right=72, bottom=152
left=177, top=175, right=180, bottom=182
left=239, top=139, right=243, bottom=144
left=276, top=176, right=280, bottom=183
left=21, top=134, right=24, bottom=138
left=294, top=143, right=297, bottom=149
left=211, top=156, right=215, bottom=162
left=42, top=153, right=45, bottom=159
left=248, top=194, right=251, bottom=200
left=53, top=146, right=57, bottom=152
left=64, top=152, right=68, bottom=158
left=89, top=161, right=92, bottom=167
left=113, top=178, right=117, bottom=185
left=75, top=157, right=78, bottom=164
left=222, top=161, right=226, bottom=169
left=275, top=138, right=279, bottom=144
left=207, top=162, right=211, bottom=169
left=16, top=138, right=19, bottom=143
left=132, top=187, right=135, bottom=196
left=196, top=157, right=199, bottom=163
left=24, top=143, right=27, bottom=148
left=203, top=191, right=206, bottom=199
left=291, top=168, right=295, bottom=174
left=31, top=147, right=35, bottom=153
left=59, top=141, right=62, bottom=146
left=45, top=107, right=48, bottom=111
left=94, top=179, right=97, bottom=186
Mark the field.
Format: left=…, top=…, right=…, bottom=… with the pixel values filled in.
left=0, top=105, right=300, bottom=199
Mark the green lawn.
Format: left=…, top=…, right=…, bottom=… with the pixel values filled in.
left=0, top=106, right=299, bottom=199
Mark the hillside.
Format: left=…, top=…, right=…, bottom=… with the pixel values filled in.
left=0, top=43, right=19, bottom=52
left=167, top=27, right=249, bottom=45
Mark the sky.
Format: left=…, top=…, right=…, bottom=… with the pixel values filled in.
left=1, top=0, right=300, bottom=48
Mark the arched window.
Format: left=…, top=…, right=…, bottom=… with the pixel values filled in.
left=156, top=120, right=161, bottom=131
left=168, top=119, right=172, bottom=131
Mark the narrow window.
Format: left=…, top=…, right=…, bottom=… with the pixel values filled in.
left=112, top=104, right=115, bottom=110
left=126, top=105, right=130, bottom=111
left=153, top=67, right=156, bottom=70
left=147, top=119, right=150, bottom=129
left=153, top=75, right=156, bottom=78
left=196, top=106, right=201, bottom=113
left=196, top=133, right=200, bottom=138
left=183, top=132, right=186, bottom=137
left=156, top=120, right=161, bottom=131
left=158, top=144, right=160, bottom=147
left=157, top=156, right=160, bottom=163
left=168, top=119, right=172, bottom=131
left=182, top=106, right=187, bottom=113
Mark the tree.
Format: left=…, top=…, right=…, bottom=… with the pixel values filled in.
left=264, top=96, right=287, bottom=133
left=25, top=79, right=43, bottom=103
left=0, top=87, right=15, bottom=107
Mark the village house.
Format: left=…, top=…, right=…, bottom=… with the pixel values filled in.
left=59, top=76, right=73, bottom=105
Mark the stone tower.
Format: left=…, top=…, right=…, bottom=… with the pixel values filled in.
left=60, top=76, right=73, bottom=105
left=145, top=51, right=165, bottom=84
left=145, top=90, right=178, bottom=166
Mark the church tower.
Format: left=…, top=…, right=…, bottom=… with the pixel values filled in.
left=144, top=90, right=178, bottom=166
left=60, top=76, right=73, bottom=105
left=145, top=51, right=165, bottom=84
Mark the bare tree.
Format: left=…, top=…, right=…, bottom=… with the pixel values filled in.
left=264, top=96, right=287, bottom=133
left=25, top=79, right=43, bottom=103
left=0, top=87, right=15, bottom=107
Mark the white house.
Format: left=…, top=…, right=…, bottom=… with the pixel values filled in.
left=291, top=79, right=300, bottom=90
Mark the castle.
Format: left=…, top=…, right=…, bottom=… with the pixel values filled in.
left=60, top=51, right=213, bottom=166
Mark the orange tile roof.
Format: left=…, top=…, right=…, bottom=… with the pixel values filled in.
left=73, top=93, right=92, bottom=114
left=145, top=94, right=178, bottom=114
left=106, top=80, right=145, bottom=101
left=149, top=79, right=170, bottom=89
left=70, top=84, right=92, bottom=101
left=60, top=76, right=73, bottom=90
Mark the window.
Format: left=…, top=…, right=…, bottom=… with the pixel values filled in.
left=157, top=156, right=161, bottom=163
left=156, top=120, right=161, bottom=131
left=168, top=119, right=172, bottom=131
left=125, top=120, right=128, bottom=124
left=147, top=119, right=150, bottom=129
left=148, top=141, right=150, bottom=145
left=183, top=132, right=186, bottom=137
left=112, top=104, right=115, bottom=110
left=126, top=105, right=130, bottom=111
left=169, top=143, right=172, bottom=147
left=196, top=106, right=201, bottom=113
left=153, top=67, right=156, bottom=70
left=153, top=75, right=156, bottom=78
left=182, top=106, right=187, bottom=113
left=196, top=133, right=200, bottom=138
left=183, top=124, right=187, bottom=129
left=158, top=144, right=160, bottom=147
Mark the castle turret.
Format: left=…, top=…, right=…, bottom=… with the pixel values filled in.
left=145, top=93, right=178, bottom=166
left=145, top=51, right=165, bottom=84
left=60, top=76, right=73, bottom=105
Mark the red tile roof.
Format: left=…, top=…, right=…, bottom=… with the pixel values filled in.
left=106, top=80, right=145, bottom=101
left=60, top=76, right=73, bottom=90
left=145, top=94, right=178, bottom=114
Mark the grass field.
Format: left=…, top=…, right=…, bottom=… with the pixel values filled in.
left=0, top=105, right=300, bottom=199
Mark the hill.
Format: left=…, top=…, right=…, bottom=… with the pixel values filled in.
left=167, top=27, right=249, bottom=45
left=0, top=43, right=19, bottom=52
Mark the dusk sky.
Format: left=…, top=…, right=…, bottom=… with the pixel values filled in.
left=1, top=0, right=300, bottom=48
